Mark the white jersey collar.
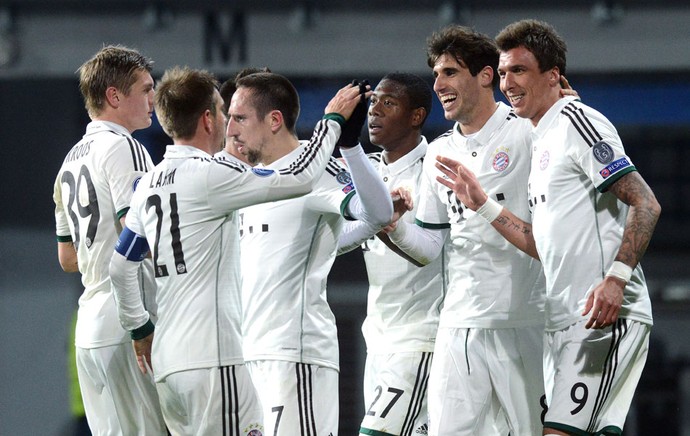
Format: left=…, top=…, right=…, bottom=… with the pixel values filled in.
left=86, top=120, right=131, bottom=137
left=162, top=144, right=212, bottom=160
left=383, top=136, right=428, bottom=175
left=451, top=102, right=513, bottom=151
left=533, top=96, right=579, bottom=138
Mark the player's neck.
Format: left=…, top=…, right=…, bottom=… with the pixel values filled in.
left=382, top=133, right=422, bottom=165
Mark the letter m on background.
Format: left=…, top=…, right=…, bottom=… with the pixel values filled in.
left=204, top=10, right=247, bottom=64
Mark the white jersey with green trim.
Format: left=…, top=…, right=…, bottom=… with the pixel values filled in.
left=239, top=147, right=356, bottom=371
left=361, top=138, right=445, bottom=354
left=416, top=102, right=545, bottom=329
left=528, top=96, right=653, bottom=331
left=53, top=120, right=155, bottom=348
left=124, top=118, right=342, bottom=381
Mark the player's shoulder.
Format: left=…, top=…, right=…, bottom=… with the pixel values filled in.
left=366, top=151, right=383, bottom=166
left=312, top=156, right=354, bottom=195
left=322, top=156, right=351, bottom=182
left=430, top=128, right=454, bottom=146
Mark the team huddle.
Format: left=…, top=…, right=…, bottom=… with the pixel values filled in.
left=53, top=19, right=660, bottom=436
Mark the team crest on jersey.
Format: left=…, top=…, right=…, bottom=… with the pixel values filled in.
left=336, top=170, right=352, bottom=185
left=337, top=170, right=354, bottom=193
left=251, top=168, right=275, bottom=177
left=593, top=141, right=615, bottom=164
left=599, top=157, right=631, bottom=179
left=132, top=176, right=142, bottom=192
left=539, top=150, right=550, bottom=170
left=492, top=151, right=510, bottom=172
left=243, top=422, right=264, bottom=436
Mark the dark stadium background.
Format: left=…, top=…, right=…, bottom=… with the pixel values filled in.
left=1, top=2, right=689, bottom=434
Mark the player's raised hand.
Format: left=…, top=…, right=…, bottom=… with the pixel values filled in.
left=325, top=81, right=373, bottom=121
left=132, top=332, right=155, bottom=375
left=337, top=80, right=371, bottom=148
left=435, top=155, right=488, bottom=211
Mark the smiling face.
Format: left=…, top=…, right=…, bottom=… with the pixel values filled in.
left=226, top=87, right=271, bottom=165
left=498, top=46, right=560, bottom=126
left=117, top=69, right=155, bottom=132
left=432, top=53, right=483, bottom=125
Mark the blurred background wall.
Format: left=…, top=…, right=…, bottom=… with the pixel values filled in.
left=1, top=1, right=690, bottom=434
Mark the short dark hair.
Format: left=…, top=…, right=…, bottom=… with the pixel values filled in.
left=426, top=25, right=500, bottom=87
left=495, top=19, right=567, bottom=76
left=380, top=72, right=433, bottom=127
left=155, top=66, right=219, bottom=139
left=235, top=72, right=300, bottom=134
left=219, top=67, right=272, bottom=114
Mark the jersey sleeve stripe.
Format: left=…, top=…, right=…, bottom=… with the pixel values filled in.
left=278, top=119, right=330, bottom=176
left=212, top=157, right=248, bottom=173
left=414, top=218, right=450, bottom=229
left=125, top=137, right=146, bottom=172
left=562, top=103, right=603, bottom=147
left=325, top=157, right=343, bottom=176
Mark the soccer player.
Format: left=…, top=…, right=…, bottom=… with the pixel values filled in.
left=383, top=26, right=549, bottom=435
left=52, top=45, right=166, bottom=435
left=109, top=68, right=364, bottom=435
left=236, top=80, right=394, bottom=436
left=337, top=73, right=445, bottom=436
left=436, top=19, right=660, bottom=436
left=218, top=67, right=270, bottom=165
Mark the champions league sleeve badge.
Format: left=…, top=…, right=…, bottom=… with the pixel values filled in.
left=593, top=141, right=615, bottom=164
left=336, top=170, right=355, bottom=193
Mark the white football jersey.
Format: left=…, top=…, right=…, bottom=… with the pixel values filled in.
left=125, top=118, right=342, bottom=381
left=54, top=120, right=155, bottom=348
left=240, top=148, right=357, bottom=371
left=361, top=138, right=446, bottom=354
left=416, top=102, right=545, bottom=329
left=528, top=97, right=653, bottom=331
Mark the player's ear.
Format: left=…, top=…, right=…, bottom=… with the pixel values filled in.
left=411, top=107, right=426, bottom=128
left=479, top=65, right=494, bottom=88
left=548, top=67, right=561, bottom=87
left=202, top=109, right=214, bottom=134
left=106, top=86, right=120, bottom=108
left=269, top=110, right=283, bottom=133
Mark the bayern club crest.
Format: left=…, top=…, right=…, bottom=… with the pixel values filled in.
left=492, top=151, right=509, bottom=172
left=540, top=150, right=550, bottom=170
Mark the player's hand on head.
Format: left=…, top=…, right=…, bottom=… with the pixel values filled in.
left=559, top=75, right=579, bottom=99
left=336, top=80, right=371, bottom=148
left=325, top=81, right=363, bottom=119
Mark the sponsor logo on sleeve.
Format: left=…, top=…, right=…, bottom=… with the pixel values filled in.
left=593, top=141, right=615, bottom=164
left=251, top=168, right=275, bottom=177
left=599, top=157, right=631, bottom=179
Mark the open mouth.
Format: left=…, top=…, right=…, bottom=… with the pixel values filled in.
left=440, top=93, right=457, bottom=109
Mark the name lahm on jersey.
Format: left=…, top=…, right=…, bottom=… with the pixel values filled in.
left=149, top=168, right=177, bottom=188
